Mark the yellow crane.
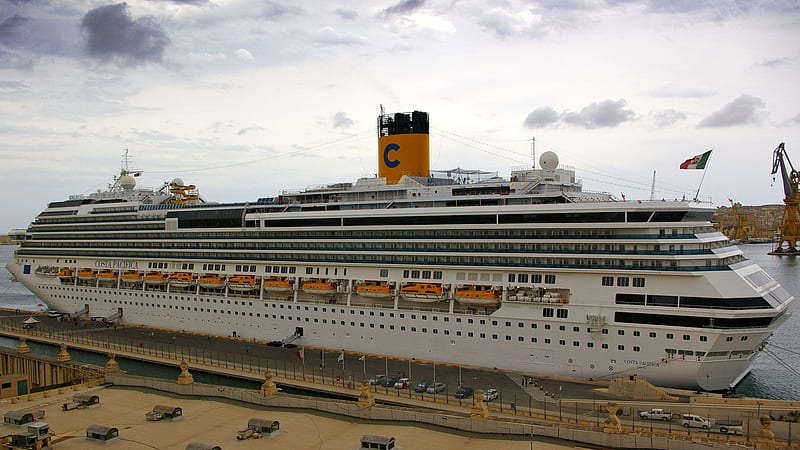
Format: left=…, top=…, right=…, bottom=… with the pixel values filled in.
left=770, top=142, right=800, bottom=254
left=728, top=200, right=751, bottom=241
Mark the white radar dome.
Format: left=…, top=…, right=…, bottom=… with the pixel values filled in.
left=119, top=175, right=136, bottom=190
left=171, top=178, right=185, bottom=187
left=539, top=151, right=559, bottom=171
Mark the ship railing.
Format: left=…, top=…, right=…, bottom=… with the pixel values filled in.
left=505, top=295, right=568, bottom=304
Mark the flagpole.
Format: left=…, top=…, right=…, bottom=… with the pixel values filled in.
left=694, top=147, right=714, bottom=201
left=693, top=148, right=713, bottom=201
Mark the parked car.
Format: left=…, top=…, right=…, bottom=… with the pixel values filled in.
left=426, top=382, right=446, bottom=394
left=483, top=388, right=498, bottom=401
left=394, top=377, right=411, bottom=389
left=369, top=374, right=386, bottom=385
left=639, top=408, right=676, bottom=421
left=715, top=419, right=743, bottom=435
left=414, top=381, right=432, bottom=393
left=454, top=386, right=473, bottom=399
left=381, top=376, right=401, bottom=388
left=681, top=414, right=713, bottom=429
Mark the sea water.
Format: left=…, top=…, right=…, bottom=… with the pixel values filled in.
left=1, top=244, right=798, bottom=399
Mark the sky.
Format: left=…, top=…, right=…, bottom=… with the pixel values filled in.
left=1, top=0, right=799, bottom=232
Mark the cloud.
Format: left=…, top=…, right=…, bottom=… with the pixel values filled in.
left=478, top=8, right=541, bottom=38
left=648, top=84, right=715, bottom=98
left=524, top=99, right=636, bottom=129
left=313, top=27, right=365, bottom=46
left=79, top=3, right=170, bottom=66
left=0, top=15, right=30, bottom=46
left=0, top=80, right=29, bottom=93
left=759, top=57, right=790, bottom=68
left=336, top=8, right=358, bottom=20
left=258, top=2, right=301, bottom=21
left=234, top=48, right=253, bottom=61
left=333, top=112, right=353, bottom=129
left=697, top=94, right=765, bottom=128
left=523, top=107, right=559, bottom=128
left=649, top=109, right=687, bottom=127
left=381, top=0, right=425, bottom=17
left=562, top=99, right=636, bottom=129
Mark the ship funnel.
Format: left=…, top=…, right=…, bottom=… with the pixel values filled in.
left=377, top=110, right=430, bottom=184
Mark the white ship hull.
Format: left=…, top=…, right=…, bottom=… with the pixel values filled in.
left=7, top=256, right=789, bottom=391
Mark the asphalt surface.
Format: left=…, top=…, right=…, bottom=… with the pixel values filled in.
left=0, top=308, right=619, bottom=411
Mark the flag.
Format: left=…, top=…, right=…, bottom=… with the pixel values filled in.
left=295, top=347, right=304, bottom=360
left=680, top=150, right=712, bottom=170
left=358, top=355, right=365, bottom=361
left=337, top=352, right=345, bottom=362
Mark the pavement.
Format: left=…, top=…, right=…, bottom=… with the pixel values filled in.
left=0, top=385, right=580, bottom=449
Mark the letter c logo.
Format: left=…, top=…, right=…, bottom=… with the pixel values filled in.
left=383, top=143, right=400, bottom=168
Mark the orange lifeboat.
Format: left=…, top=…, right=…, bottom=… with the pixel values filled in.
left=97, top=270, right=118, bottom=284
left=143, top=271, right=167, bottom=286
left=168, top=272, right=195, bottom=288
left=198, top=274, right=226, bottom=289
left=120, top=270, right=143, bottom=285
left=400, top=283, right=445, bottom=303
left=454, top=285, right=501, bottom=306
left=58, top=268, right=74, bottom=282
left=302, top=278, right=336, bottom=296
left=228, top=275, right=257, bottom=292
left=263, top=277, right=293, bottom=293
left=356, top=281, right=394, bottom=299
left=77, top=269, right=97, bottom=281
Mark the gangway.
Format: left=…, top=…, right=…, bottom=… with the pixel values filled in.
left=105, top=308, right=123, bottom=323
left=72, top=304, right=89, bottom=318
left=280, top=327, right=303, bottom=346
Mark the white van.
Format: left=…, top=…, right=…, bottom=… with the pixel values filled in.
left=681, top=414, right=712, bottom=429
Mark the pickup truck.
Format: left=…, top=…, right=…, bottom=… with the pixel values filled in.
left=639, top=408, right=675, bottom=421
left=681, top=414, right=713, bottom=429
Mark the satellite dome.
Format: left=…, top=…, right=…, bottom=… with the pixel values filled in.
left=119, top=175, right=136, bottom=190
left=539, top=151, right=559, bottom=171
left=171, top=178, right=185, bottom=187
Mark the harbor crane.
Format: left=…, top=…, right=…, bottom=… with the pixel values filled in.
left=770, top=142, right=800, bottom=254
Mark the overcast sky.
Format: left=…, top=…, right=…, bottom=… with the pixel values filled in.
left=1, top=0, right=799, bottom=232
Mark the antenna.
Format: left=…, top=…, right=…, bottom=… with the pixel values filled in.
left=121, top=148, right=133, bottom=175
left=649, top=170, right=656, bottom=201
left=531, top=137, right=536, bottom=168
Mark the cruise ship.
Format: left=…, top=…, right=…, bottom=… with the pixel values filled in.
left=6, top=110, right=794, bottom=390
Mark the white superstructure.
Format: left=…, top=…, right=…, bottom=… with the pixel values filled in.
left=6, top=111, right=794, bottom=390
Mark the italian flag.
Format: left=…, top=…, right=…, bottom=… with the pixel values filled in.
left=680, top=150, right=712, bottom=170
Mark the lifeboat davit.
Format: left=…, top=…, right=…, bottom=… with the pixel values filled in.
left=120, top=270, right=143, bottom=285
left=198, top=274, right=226, bottom=289
left=168, top=272, right=195, bottom=288
left=77, top=269, right=97, bottom=281
left=356, top=281, right=394, bottom=298
left=454, top=285, right=500, bottom=306
left=97, top=270, right=118, bottom=284
left=228, top=275, right=258, bottom=292
left=263, top=277, right=293, bottom=293
left=400, top=283, right=446, bottom=303
left=302, top=279, right=336, bottom=296
left=144, top=271, right=167, bottom=286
